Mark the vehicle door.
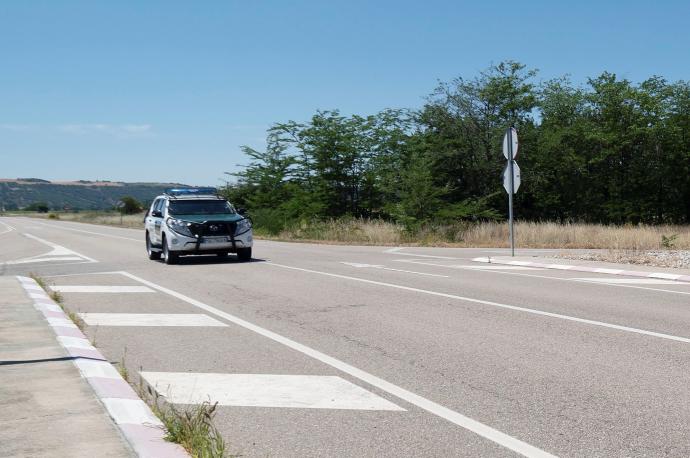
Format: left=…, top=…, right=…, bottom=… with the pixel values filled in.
left=150, top=199, right=165, bottom=244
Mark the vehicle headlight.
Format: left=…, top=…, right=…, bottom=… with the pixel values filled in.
left=235, top=218, right=252, bottom=235
left=166, top=218, right=194, bottom=237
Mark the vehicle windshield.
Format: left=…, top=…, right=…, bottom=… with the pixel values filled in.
left=168, top=200, right=235, bottom=215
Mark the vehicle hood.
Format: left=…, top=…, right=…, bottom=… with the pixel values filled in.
left=170, top=214, right=244, bottom=223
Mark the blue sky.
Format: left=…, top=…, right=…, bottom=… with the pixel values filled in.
left=1, top=0, right=688, bottom=185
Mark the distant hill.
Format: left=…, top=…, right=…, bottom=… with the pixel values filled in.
left=0, top=179, right=191, bottom=211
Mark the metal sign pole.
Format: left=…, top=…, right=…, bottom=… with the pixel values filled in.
left=507, top=128, right=515, bottom=257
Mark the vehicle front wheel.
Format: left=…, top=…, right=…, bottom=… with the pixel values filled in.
left=162, top=236, right=179, bottom=265
left=236, top=247, right=252, bottom=262
left=146, top=233, right=161, bottom=260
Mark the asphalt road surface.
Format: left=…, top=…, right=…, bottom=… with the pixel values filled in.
left=2, top=216, right=690, bottom=457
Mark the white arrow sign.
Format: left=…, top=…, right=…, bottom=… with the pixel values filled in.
left=502, top=127, right=518, bottom=160
left=503, top=161, right=521, bottom=194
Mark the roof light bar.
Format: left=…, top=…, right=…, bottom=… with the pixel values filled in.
left=164, top=187, right=218, bottom=197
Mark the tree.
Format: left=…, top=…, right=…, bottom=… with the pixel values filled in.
left=119, top=196, right=142, bottom=215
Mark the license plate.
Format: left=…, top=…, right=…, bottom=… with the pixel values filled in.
left=202, top=237, right=230, bottom=244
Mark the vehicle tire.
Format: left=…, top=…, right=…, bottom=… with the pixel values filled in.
left=146, top=233, right=161, bottom=260
left=162, top=236, right=179, bottom=265
left=236, top=247, right=252, bottom=262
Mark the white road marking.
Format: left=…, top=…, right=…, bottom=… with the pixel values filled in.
left=29, top=220, right=140, bottom=241
left=141, top=372, right=405, bottom=410
left=117, top=271, right=555, bottom=458
left=573, top=278, right=689, bottom=285
left=8, top=256, right=86, bottom=264
left=265, top=263, right=690, bottom=344
left=100, top=398, right=163, bottom=426
left=340, top=262, right=449, bottom=277
left=79, top=313, right=228, bottom=327
left=396, top=261, right=544, bottom=271
left=0, top=220, right=15, bottom=234
left=383, top=247, right=459, bottom=259
left=50, top=285, right=155, bottom=293
left=4, top=233, right=98, bottom=264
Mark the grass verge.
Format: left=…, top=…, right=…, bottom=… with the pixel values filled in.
left=29, top=273, right=86, bottom=331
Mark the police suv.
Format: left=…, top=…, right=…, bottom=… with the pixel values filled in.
left=144, top=188, right=253, bottom=264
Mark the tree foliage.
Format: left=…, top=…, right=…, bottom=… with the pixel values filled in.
left=225, top=62, right=690, bottom=233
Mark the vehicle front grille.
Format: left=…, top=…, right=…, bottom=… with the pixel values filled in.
left=188, top=221, right=237, bottom=237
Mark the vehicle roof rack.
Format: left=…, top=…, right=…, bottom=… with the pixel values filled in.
left=164, top=187, right=222, bottom=199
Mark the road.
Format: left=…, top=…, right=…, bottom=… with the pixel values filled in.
left=2, top=216, right=690, bottom=457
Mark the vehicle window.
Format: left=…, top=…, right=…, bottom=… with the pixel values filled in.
left=150, top=199, right=160, bottom=214
left=155, top=199, right=165, bottom=213
left=168, top=200, right=235, bottom=215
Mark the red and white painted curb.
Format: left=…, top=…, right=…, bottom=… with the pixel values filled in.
left=472, top=258, right=690, bottom=283
left=17, top=276, right=189, bottom=458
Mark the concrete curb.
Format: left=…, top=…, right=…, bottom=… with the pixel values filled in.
left=471, top=258, right=690, bottom=283
left=16, top=276, right=189, bottom=458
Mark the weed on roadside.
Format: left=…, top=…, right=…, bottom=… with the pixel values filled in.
left=140, top=382, right=231, bottom=458
left=117, top=348, right=129, bottom=383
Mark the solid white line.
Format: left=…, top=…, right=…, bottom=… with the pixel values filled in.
left=384, top=247, right=459, bottom=259
left=340, top=262, right=449, bottom=278
left=79, top=313, right=228, bottom=327
left=116, top=270, right=554, bottom=458
left=28, top=220, right=141, bottom=242
left=50, top=285, right=155, bottom=293
left=142, top=372, right=405, bottom=410
left=264, top=263, right=690, bottom=344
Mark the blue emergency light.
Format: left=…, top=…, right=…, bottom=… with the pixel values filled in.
left=164, top=187, right=218, bottom=197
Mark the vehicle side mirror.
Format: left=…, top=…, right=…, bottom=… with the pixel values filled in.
left=237, top=208, right=247, bottom=215
left=151, top=210, right=163, bottom=217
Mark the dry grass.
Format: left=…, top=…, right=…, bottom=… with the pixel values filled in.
left=271, top=219, right=690, bottom=250
left=16, top=211, right=690, bottom=250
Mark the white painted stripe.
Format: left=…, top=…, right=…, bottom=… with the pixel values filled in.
left=57, top=336, right=93, bottom=349
left=118, top=271, right=555, bottom=458
left=47, top=317, right=78, bottom=328
left=453, top=265, right=543, bottom=271
left=8, top=256, right=86, bottom=264
left=79, top=313, right=228, bottom=327
left=23, top=233, right=97, bottom=262
left=383, top=249, right=459, bottom=259
left=573, top=278, right=688, bottom=285
left=142, top=372, right=405, bottom=410
left=30, top=220, right=140, bottom=242
left=101, top=398, right=163, bottom=426
left=74, top=359, right=121, bottom=379
left=50, top=285, right=155, bottom=293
